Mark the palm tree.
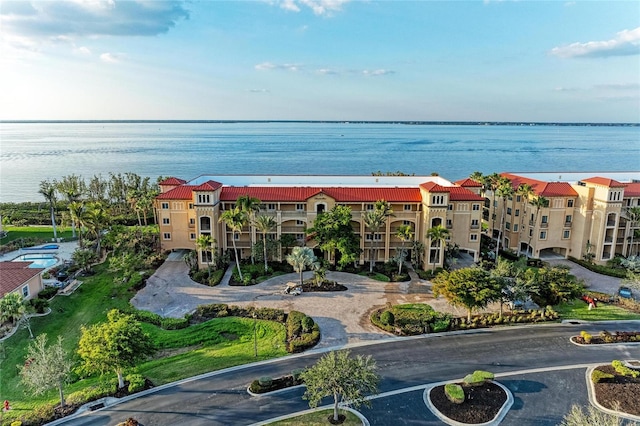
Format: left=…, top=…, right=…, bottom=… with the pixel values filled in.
left=83, top=202, right=109, bottom=255
left=127, top=189, right=143, bottom=227
left=195, top=234, right=215, bottom=278
left=68, top=201, right=86, bottom=247
left=483, top=173, right=501, bottom=237
left=516, top=183, right=534, bottom=256
left=526, top=196, right=549, bottom=258
left=39, top=180, right=59, bottom=241
left=286, top=246, right=316, bottom=287
left=626, top=207, right=640, bottom=257
left=237, top=195, right=262, bottom=264
left=395, top=224, right=414, bottom=274
left=426, top=225, right=450, bottom=270
left=494, top=177, right=514, bottom=262
left=254, top=215, right=277, bottom=273
left=56, top=174, right=85, bottom=239
left=363, top=209, right=386, bottom=273
left=219, top=207, right=248, bottom=281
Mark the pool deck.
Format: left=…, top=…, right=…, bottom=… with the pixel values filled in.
left=0, top=241, right=78, bottom=264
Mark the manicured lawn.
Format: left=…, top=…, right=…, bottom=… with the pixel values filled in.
left=358, top=271, right=390, bottom=282
left=555, top=299, right=640, bottom=321
left=0, top=226, right=74, bottom=245
left=269, top=409, right=362, bottom=425
left=0, top=261, right=288, bottom=423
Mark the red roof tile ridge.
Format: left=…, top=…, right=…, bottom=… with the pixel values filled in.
left=582, top=176, right=625, bottom=187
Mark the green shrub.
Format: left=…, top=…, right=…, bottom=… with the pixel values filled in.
left=126, top=373, right=146, bottom=393
left=18, top=403, right=55, bottom=426
left=259, top=376, right=273, bottom=387
left=463, top=370, right=494, bottom=386
left=286, top=310, right=305, bottom=338
left=301, top=316, right=315, bottom=333
left=11, top=421, right=23, bottom=426
left=287, top=323, right=320, bottom=353
left=292, top=368, right=305, bottom=381
left=66, top=380, right=115, bottom=405
left=612, top=360, right=640, bottom=378
left=38, top=286, right=58, bottom=300
left=160, top=317, right=189, bottom=330
left=567, top=257, right=627, bottom=278
left=591, top=369, right=614, bottom=383
left=380, top=310, right=395, bottom=326
left=29, top=297, right=49, bottom=314
left=580, top=331, right=592, bottom=344
left=444, top=383, right=465, bottom=404
left=133, top=309, right=163, bottom=326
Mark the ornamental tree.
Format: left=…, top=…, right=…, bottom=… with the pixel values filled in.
left=77, top=309, right=155, bottom=388
left=301, top=350, right=379, bottom=423
left=19, top=334, right=73, bottom=407
left=432, top=267, right=502, bottom=322
left=306, top=205, right=361, bottom=270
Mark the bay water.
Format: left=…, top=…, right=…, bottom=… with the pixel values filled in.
left=1, top=121, right=638, bottom=202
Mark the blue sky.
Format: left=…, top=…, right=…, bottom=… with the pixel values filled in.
left=1, top=0, right=639, bottom=122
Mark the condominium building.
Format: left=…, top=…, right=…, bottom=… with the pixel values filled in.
left=155, top=175, right=485, bottom=270
left=482, top=172, right=640, bottom=264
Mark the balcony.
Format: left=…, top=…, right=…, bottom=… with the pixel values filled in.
left=470, top=224, right=480, bottom=229
left=540, top=222, right=548, bottom=228
left=564, top=222, right=572, bottom=228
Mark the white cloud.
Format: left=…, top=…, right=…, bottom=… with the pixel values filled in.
left=362, top=69, right=394, bottom=77
left=554, top=86, right=578, bottom=92
left=100, top=52, right=124, bottom=63
left=248, top=89, right=270, bottom=93
left=274, top=0, right=350, bottom=16
left=550, top=27, right=640, bottom=58
left=254, top=62, right=301, bottom=71
left=316, top=68, right=337, bottom=75
left=74, top=45, right=91, bottom=55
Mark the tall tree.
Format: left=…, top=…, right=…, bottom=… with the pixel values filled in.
left=279, top=233, right=298, bottom=258
left=83, top=201, right=109, bottom=255
left=526, top=196, right=549, bottom=258
left=236, top=195, right=262, bottom=264
left=68, top=201, right=86, bottom=247
left=516, top=183, right=534, bottom=256
left=219, top=207, right=248, bottom=281
left=254, top=215, right=277, bottom=273
left=56, top=174, right=85, bottom=238
left=39, top=179, right=59, bottom=241
left=77, top=309, right=155, bottom=388
left=426, top=225, right=450, bottom=270
left=307, top=205, right=361, bottom=270
left=20, top=334, right=73, bottom=407
left=301, top=350, right=379, bottom=423
left=395, top=224, right=414, bottom=274
left=286, top=246, right=317, bottom=287
left=432, top=267, right=502, bottom=322
left=363, top=209, right=386, bottom=273
left=494, top=177, right=514, bottom=262
left=626, top=207, right=640, bottom=257
left=195, top=234, right=215, bottom=278
left=483, top=173, right=501, bottom=238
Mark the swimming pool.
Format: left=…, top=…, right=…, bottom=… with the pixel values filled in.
left=13, top=254, right=59, bottom=269
left=21, top=244, right=59, bottom=251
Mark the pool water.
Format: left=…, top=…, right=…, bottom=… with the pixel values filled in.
left=13, top=254, right=58, bottom=269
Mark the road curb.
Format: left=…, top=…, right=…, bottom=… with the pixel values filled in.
left=585, top=365, right=640, bottom=422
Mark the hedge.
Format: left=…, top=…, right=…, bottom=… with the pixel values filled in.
left=567, top=256, right=627, bottom=278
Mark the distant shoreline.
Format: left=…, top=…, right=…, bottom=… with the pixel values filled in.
left=1, top=120, right=639, bottom=127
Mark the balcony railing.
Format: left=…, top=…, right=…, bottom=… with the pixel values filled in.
left=540, top=222, right=548, bottom=228
left=470, top=224, right=480, bottom=229
left=564, top=222, right=572, bottom=228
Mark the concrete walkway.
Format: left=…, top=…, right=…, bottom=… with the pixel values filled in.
left=545, top=258, right=623, bottom=295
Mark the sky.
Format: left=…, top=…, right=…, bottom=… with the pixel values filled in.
left=1, top=0, right=639, bottom=122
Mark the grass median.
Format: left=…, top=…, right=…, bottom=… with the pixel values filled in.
left=555, top=299, right=640, bottom=321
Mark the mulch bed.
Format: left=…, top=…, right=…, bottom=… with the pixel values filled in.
left=593, top=365, right=640, bottom=416
left=430, top=382, right=507, bottom=424
left=301, top=281, right=347, bottom=292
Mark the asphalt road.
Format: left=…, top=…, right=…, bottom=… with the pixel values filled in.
left=53, top=322, right=640, bottom=426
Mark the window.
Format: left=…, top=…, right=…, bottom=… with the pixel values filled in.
left=188, top=203, right=194, bottom=209
left=296, top=203, right=305, bottom=211
left=507, top=207, right=512, bottom=215
left=162, top=218, right=170, bottom=225
left=567, top=199, right=574, bottom=208
left=295, top=233, right=305, bottom=240
left=432, top=195, right=445, bottom=205
left=541, top=215, right=548, bottom=224
left=529, top=229, right=533, bottom=237
left=189, top=218, right=195, bottom=225
left=163, top=232, right=171, bottom=240
left=365, top=234, right=382, bottom=241
left=565, top=215, right=572, bottom=223
left=516, top=195, right=521, bottom=202
left=494, top=200, right=498, bottom=207
left=197, top=194, right=211, bottom=204
left=506, top=222, right=511, bottom=230
left=22, top=285, right=29, bottom=298
left=267, top=203, right=277, bottom=211
left=470, top=234, right=478, bottom=241
left=403, top=220, right=411, bottom=226
left=515, top=209, right=520, bottom=217
left=471, top=219, right=479, bottom=228
left=539, top=231, right=547, bottom=240
left=446, top=219, right=453, bottom=228
left=448, top=204, right=453, bottom=211
left=472, top=204, right=480, bottom=211
left=563, top=230, right=570, bottom=239
left=161, top=202, right=169, bottom=210
left=296, top=220, right=305, bottom=226
left=513, top=224, right=518, bottom=232
left=190, top=233, right=196, bottom=240
left=404, top=204, right=412, bottom=211
left=234, top=233, right=240, bottom=240
left=366, top=204, right=374, bottom=210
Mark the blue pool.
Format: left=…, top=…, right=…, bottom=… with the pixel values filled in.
left=22, top=244, right=59, bottom=251
left=13, top=254, right=59, bottom=269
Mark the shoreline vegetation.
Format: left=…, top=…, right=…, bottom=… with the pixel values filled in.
left=1, top=120, right=638, bottom=126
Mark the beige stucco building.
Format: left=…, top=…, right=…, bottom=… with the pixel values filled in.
left=0, top=261, right=45, bottom=301
left=155, top=175, right=485, bottom=270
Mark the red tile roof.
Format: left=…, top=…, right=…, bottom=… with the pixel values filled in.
left=582, top=177, right=625, bottom=188
left=454, top=178, right=482, bottom=188
left=0, top=262, right=43, bottom=297
left=193, top=180, right=223, bottom=191
left=156, top=185, right=195, bottom=200
left=501, top=173, right=578, bottom=197
left=624, top=182, right=640, bottom=197
left=158, top=177, right=187, bottom=186
left=220, top=187, right=423, bottom=202
left=448, top=187, right=485, bottom=201
left=419, top=182, right=449, bottom=193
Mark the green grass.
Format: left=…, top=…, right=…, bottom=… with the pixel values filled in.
left=269, top=409, right=362, bottom=425
left=357, top=271, right=390, bottom=282
left=555, top=299, right=640, bottom=321
left=0, top=261, right=288, bottom=424
left=0, top=225, right=74, bottom=245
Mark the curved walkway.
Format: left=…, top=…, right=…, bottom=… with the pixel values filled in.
left=545, top=259, right=623, bottom=295
left=131, top=260, right=468, bottom=348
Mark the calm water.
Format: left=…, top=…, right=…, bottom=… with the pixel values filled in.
left=1, top=121, right=638, bottom=202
